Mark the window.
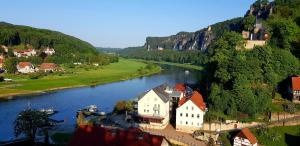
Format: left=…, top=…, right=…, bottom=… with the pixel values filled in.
left=180, top=113, right=182, bottom=117
left=186, top=121, right=188, bottom=125
left=147, top=110, right=149, bottom=113
left=186, top=106, right=188, bottom=110
left=144, top=109, right=146, bottom=112
left=192, top=106, right=194, bottom=110
left=192, top=114, right=194, bottom=118
left=186, top=113, right=188, bottom=117
left=197, top=114, right=200, bottom=118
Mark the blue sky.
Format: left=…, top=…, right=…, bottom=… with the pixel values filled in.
left=0, top=0, right=255, bottom=48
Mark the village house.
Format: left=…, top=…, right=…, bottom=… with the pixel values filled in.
left=39, top=63, right=58, bottom=72
left=43, top=47, right=55, bottom=55
left=17, top=62, right=36, bottom=73
left=290, top=76, right=300, bottom=101
left=13, top=49, right=37, bottom=58
left=0, top=45, right=9, bottom=53
left=176, top=91, right=206, bottom=133
left=136, top=84, right=172, bottom=129
left=68, top=125, right=169, bottom=146
left=233, top=128, right=258, bottom=146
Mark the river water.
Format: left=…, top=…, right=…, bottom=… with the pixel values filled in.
left=0, top=65, right=202, bottom=141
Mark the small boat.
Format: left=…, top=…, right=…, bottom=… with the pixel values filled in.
left=99, top=112, right=106, bottom=116
left=87, top=105, right=98, bottom=113
left=185, top=70, right=190, bottom=75
left=40, top=108, right=56, bottom=115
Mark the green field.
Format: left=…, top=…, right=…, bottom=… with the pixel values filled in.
left=0, top=59, right=161, bottom=98
left=253, top=125, right=300, bottom=146
left=129, top=59, right=203, bottom=71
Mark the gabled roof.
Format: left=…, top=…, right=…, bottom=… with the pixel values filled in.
left=235, top=128, right=257, bottom=144
left=292, top=76, right=300, bottom=90
left=40, top=63, right=57, bottom=69
left=137, top=84, right=170, bottom=103
left=68, top=125, right=165, bottom=146
left=17, top=62, right=33, bottom=68
left=152, top=84, right=170, bottom=103
left=178, top=91, right=206, bottom=111
left=175, top=83, right=185, bottom=92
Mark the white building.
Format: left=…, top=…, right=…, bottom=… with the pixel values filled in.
left=176, top=91, right=206, bottom=133
left=233, top=128, right=257, bottom=146
left=43, top=47, right=55, bottom=55
left=136, top=84, right=172, bottom=129
left=14, top=49, right=37, bottom=58
left=17, top=62, right=36, bottom=73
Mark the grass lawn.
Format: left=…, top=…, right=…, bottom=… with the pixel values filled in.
left=0, top=59, right=161, bottom=98
left=130, top=59, right=203, bottom=71
left=252, top=125, right=300, bottom=146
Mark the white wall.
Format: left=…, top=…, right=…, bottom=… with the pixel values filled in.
left=234, top=137, right=257, bottom=146
left=137, top=90, right=169, bottom=124
left=176, top=100, right=204, bottom=129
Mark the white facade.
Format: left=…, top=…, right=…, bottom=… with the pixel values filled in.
left=17, top=65, right=36, bottom=74
left=233, top=137, right=257, bottom=146
left=176, top=100, right=205, bottom=133
left=14, top=49, right=37, bottom=58
left=137, top=89, right=170, bottom=128
left=44, top=48, right=55, bottom=55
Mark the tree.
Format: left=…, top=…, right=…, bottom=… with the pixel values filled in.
left=14, top=109, right=54, bottom=144
left=243, top=15, right=256, bottom=31
left=4, top=57, right=17, bottom=73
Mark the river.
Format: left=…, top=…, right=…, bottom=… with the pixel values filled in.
left=0, top=65, right=202, bottom=141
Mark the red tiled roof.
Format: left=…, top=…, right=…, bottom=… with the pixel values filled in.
left=235, top=128, right=257, bottom=144
left=17, top=62, right=32, bottom=68
left=175, top=83, right=186, bottom=92
left=40, top=63, right=57, bottom=70
left=292, top=76, right=300, bottom=90
left=178, top=91, right=206, bottom=111
left=68, top=125, right=165, bottom=146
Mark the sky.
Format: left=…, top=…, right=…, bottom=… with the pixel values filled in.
left=0, top=0, right=256, bottom=48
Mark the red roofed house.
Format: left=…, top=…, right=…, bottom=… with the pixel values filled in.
left=176, top=91, right=206, bottom=133
left=39, top=63, right=58, bottom=72
left=233, top=128, right=257, bottom=146
left=13, top=49, right=36, bottom=58
left=68, top=125, right=169, bottom=146
left=291, top=76, right=300, bottom=101
left=17, top=62, right=36, bottom=73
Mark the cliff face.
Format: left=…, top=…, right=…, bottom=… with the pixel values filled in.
left=144, top=1, right=274, bottom=52
left=145, top=18, right=243, bottom=52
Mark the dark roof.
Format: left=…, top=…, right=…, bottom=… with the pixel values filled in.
left=152, top=84, right=170, bottom=103
left=137, top=84, right=170, bottom=103
left=68, top=125, right=165, bottom=146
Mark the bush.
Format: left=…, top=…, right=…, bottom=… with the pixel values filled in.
left=0, top=76, right=4, bottom=82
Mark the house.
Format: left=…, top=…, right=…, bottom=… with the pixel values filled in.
left=39, top=63, right=58, bottom=72
left=233, top=128, right=257, bottom=146
left=14, top=49, right=37, bottom=58
left=43, top=47, right=55, bottom=55
left=0, top=55, right=4, bottom=68
left=290, top=76, right=300, bottom=101
left=136, top=84, right=171, bottom=129
left=0, top=45, right=8, bottom=53
left=68, top=125, right=169, bottom=146
left=17, top=62, right=36, bottom=73
left=176, top=91, right=206, bottom=133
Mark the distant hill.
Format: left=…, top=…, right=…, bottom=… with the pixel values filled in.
left=96, top=47, right=122, bottom=53
left=0, top=22, right=97, bottom=54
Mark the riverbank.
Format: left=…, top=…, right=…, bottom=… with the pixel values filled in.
left=0, top=59, right=161, bottom=99
left=130, top=59, right=203, bottom=71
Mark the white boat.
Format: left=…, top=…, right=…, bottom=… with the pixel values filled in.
left=87, top=105, right=98, bottom=113
left=185, top=70, right=190, bottom=75
left=40, top=108, right=55, bottom=115
left=99, top=112, right=106, bottom=116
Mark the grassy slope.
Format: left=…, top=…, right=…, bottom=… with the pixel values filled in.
left=130, top=59, right=203, bottom=71
left=0, top=59, right=161, bottom=97
left=253, top=125, right=300, bottom=146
